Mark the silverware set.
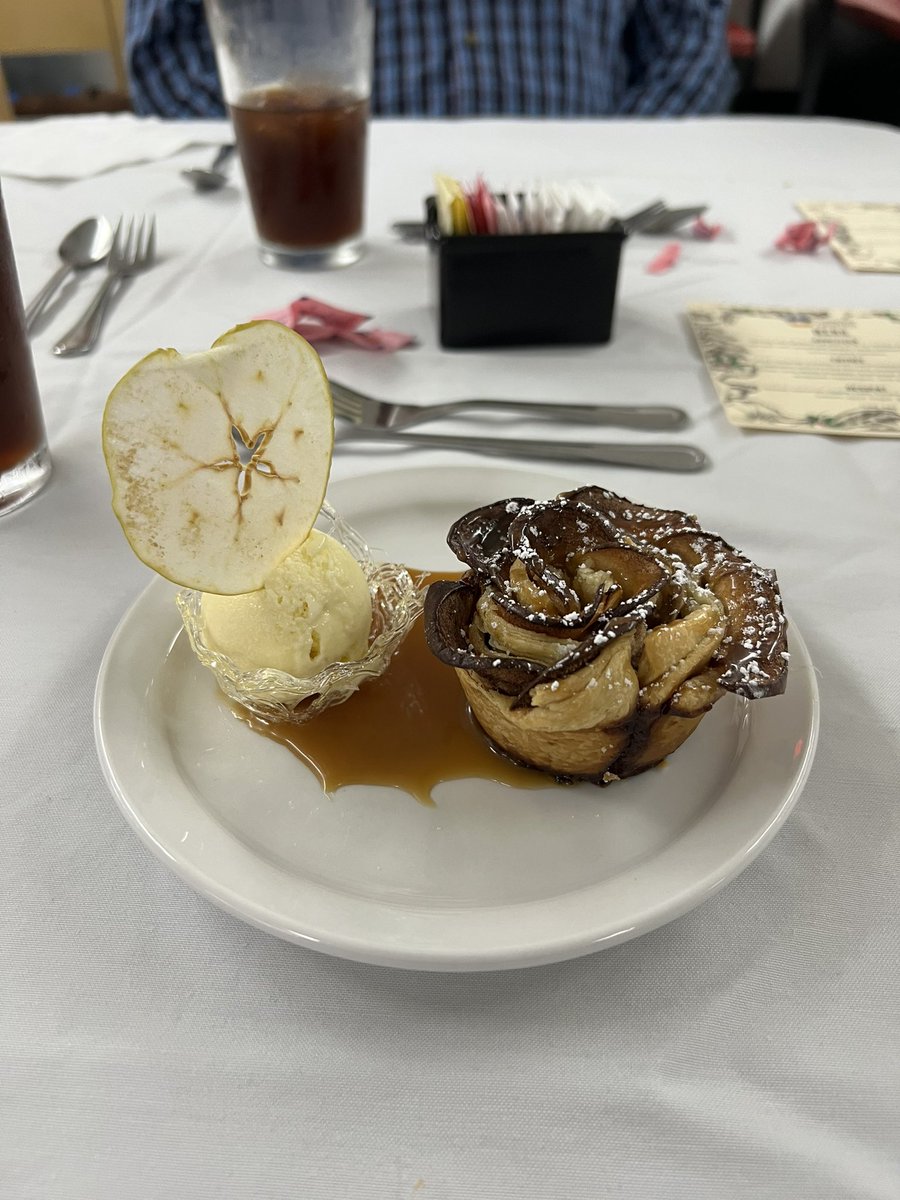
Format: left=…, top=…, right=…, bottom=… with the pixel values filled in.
left=618, top=199, right=707, bottom=235
left=331, top=381, right=708, bottom=473
left=24, top=217, right=114, bottom=333
left=25, top=215, right=157, bottom=355
left=29, top=212, right=707, bottom=471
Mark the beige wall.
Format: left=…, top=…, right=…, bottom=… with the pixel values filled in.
left=0, top=0, right=126, bottom=112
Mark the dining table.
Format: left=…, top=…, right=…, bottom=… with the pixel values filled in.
left=2, top=112, right=898, bottom=1200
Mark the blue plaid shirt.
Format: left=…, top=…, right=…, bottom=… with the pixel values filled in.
left=127, top=0, right=734, bottom=118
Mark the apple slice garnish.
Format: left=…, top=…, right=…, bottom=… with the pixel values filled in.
left=102, top=321, right=333, bottom=594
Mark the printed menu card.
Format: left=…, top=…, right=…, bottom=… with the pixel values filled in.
left=797, top=202, right=900, bottom=273
left=687, top=304, right=900, bottom=437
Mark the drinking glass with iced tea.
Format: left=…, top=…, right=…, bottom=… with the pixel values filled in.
left=0, top=184, right=52, bottom=516
left=205, top=0, right=372, bottom=269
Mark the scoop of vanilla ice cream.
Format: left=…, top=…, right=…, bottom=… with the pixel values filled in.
left=200, top=530, right=372, bottom=679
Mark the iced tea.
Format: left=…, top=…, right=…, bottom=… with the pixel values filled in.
left=0, top=187, right=49, bottom=504
left=231, top=87, right=368, bottom=253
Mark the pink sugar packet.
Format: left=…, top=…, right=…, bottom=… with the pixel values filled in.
left=775, top=220, right=835, bottom=254
left=646, top=242, right=682, bottom=274
left=256, top=296, right=416, bottom=351
left=692, top=216, right=723, bottom=240
left=466, top=176, right=498, bottom=235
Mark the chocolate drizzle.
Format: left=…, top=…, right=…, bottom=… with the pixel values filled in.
left=425, top=494, right=674, bottom=708
left=425, top=576, right=541, bottom=696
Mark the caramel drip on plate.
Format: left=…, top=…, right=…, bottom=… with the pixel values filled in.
left=232, top=572, right=552, bottom=804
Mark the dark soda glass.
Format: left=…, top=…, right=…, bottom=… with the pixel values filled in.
left=230, top=87, right=368, bottom=258
left=0, top=184, right=51, bottom=512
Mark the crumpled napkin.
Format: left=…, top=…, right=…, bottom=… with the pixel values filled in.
left=256, top=297, right=416, bottom=351
left=775, top=220, right=835, bottom=253
left=0, top=113, right=228, bottom=181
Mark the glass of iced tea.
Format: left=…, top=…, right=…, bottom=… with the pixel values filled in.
left=0, top=184, right=52, bottom=516
left=205, top=0, right=372, bottom=269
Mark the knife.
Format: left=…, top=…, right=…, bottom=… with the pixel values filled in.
left=335, top=428, right=709, bottom=472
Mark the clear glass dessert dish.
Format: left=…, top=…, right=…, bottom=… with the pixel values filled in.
left=177, top=502, right=423, bottom=723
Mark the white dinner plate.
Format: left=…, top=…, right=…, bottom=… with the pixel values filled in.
left=95, top=466, right=819, bottom=971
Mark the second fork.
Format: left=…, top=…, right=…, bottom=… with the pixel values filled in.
left=53, top=216, right=157, bottom=358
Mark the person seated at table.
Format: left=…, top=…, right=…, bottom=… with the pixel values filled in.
left=126, top=0, right=735, bottom=118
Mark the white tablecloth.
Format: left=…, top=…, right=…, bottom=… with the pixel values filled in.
left=2, top=115, right=899, bottom=1200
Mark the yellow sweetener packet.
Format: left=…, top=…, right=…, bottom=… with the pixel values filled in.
left=435, top=174, right=471, bottom=236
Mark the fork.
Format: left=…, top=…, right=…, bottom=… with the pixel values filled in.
left=637, top=205, right=708, bottom=235
left=620, top=201, right=707, bottom=235
left=330, top=380, right=688, bottom=433
left=53, top=216, right=157, bottom=357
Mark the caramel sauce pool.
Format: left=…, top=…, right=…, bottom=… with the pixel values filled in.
left=234, top=572, right=550, bottom=804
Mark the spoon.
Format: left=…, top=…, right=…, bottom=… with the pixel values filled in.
left=181, top=144, right=236, bottom=192
left=24, top=216, right=114, bottom=335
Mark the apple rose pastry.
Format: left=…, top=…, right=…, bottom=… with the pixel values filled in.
left=424, top=487, right=788, bottom=785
